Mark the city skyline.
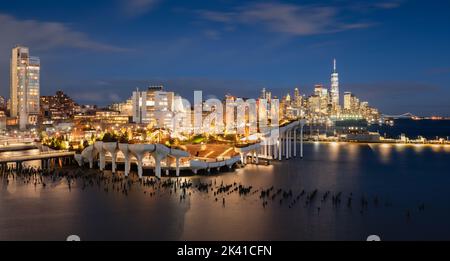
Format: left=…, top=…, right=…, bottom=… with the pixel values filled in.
left=3, top=46, right=381, bottom=119
left=0, top=1, right=450, bottom=116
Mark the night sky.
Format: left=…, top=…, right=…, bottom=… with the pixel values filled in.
left=0, top=0, right=449, bottom=116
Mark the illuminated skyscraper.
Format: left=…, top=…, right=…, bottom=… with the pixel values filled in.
left=293, top=87, right=302, bottom=108
left=132, top=86, right=176, bottom=128
left=10, top=46, right=40, bottom=129
left=260, top=88, right=266, bottom=99
left=343, top=92, right=353, bottom=111
left=330, top=59, right=339, bottom=108
left=265, top=91, right=272, bottom=101
left=294, top=88, right=300, bottom=99
left=314, top=84, right=328, bottom=97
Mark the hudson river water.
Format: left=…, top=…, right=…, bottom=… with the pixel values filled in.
left=1, top=140, right=450, bottom=241
left=370, top=119, right=450, bottom=139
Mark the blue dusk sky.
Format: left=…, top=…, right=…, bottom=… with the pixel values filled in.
left=0, top=0, right=449, bottom=116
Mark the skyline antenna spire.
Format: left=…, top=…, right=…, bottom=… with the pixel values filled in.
left=331, top=57, right=339, bottom=107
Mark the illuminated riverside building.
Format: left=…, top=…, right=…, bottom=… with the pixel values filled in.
left=10, top=46, right=40, bottom=130
left=132, top=86, right=178, bottom=128
left=109, top=98, right=133, bottom=116
left=74, top=110, right=131, bottom=126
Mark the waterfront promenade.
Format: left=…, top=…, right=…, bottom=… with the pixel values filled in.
left=0, top=138, right=37, bottom=152
left=0, top=150, right=75, bottom=170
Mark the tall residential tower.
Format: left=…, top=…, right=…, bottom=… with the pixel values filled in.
left=132, top=85, right=176, bottom=128
left=10, top=46, right=40, bottom=129
left=330, top=58, right=339, bottom=109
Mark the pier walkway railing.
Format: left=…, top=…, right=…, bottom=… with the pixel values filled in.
left=0, top=150, right=75, bottom=164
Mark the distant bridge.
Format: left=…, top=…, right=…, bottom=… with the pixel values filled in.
left=381, top=113, right=418, bottom=119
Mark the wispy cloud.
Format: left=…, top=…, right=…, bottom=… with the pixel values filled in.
left=203, top=29, right=221, bottom=40
left=198, top=1, right=404, bottom=36
left=122, top=0, right=161, bottom=17
left=348, top=0, right=405, bottom=12
left=198, top=3, right=375, bottom=36
left=425, top=67, right=450, bottom=76
left=0, top=13, right=129, bottom=98
left=0, top=14, right=127, bottom=52
left=373, top=0, right=404, bottom=9
left=200, top=10, right=235, bottom=23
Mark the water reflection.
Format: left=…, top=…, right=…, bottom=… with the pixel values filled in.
left=394, top=144, right=406, bottom=153
left=377, top=144, right=393, bottom=164
left=430, top=145, right=442, bottom=153
left=329, top=142, right=340, bottom=161
left=445, top=146, right=450, bottom=153
left=346, top=143, right=359, bottom=161
left=412, top=144, right=425, bottom=154
left=1, top=143, right=450, bottom=240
